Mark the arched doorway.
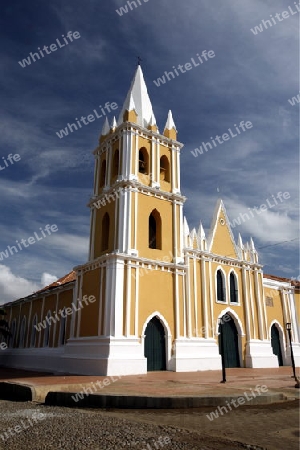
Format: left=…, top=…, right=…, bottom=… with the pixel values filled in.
left=144, top=317, right=166, bottom=371
left=271, top=324, right=283, bottom=366
left=218, top=315, right=240, bottom=368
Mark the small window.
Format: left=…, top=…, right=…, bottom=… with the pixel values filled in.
left=139, top=148, right=149, bottom=174
left=100, top=160, right=106, bottom=187
left=101, top=213, right=110, bottom=251
left=217, top=270, right=226, bottom=302
left=148, top=210, right=162, bottom=249
left=160, top=156, right=170, bottom=182
left=230, top=273, right=238, bottom=303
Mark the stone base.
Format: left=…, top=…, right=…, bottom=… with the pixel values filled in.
left=170, top=338, right=222, bottom=372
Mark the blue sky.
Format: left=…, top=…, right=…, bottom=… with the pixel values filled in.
left=0, top=0, right=299, bottom=303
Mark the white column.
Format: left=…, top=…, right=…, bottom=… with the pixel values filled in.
left=241, top=267, right=251, bottom=340
left=253, top=269, right=264, bottom=340
left=288, top=289, right=299, bottom=343
left=201, top=257, right=208, bottom=338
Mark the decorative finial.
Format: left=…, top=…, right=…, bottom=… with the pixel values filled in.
left=137, top=56, right=142, bottom=66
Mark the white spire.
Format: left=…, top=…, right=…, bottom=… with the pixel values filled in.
left=111, top=116, right=117, bottom=129
left=164, top=110, right=177, bottom=131
left=118, top=66, right=154, bottom=127
left=197, top=221, right=206, bottom=240
left=183, top=216, right=190, bottom=236
left=150, top=113, right=157, bottom=126
left=128, top=93, right=136, bottom=112
left=250, top=237, right=256, bottom=251
left=101, top=117, right=110, bottom=136
left=238, top=233, right=244, bottom=249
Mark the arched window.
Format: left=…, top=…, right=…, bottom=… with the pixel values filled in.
left=230, top=272, right=238, bottom=303
left=19, top=316, right=26, bottom=348
left=59, top=309, right=66, bottom=346
left=112, top=150, right=119, bottom=179
left=100, top=160, right=106, bottom=187
left=43, top=311, right=51, bottom=347
left=101, top=213, right=110, bottom=251
left=9, top=319, right=16, bottom=348
left=217, top=270, right=226, bottom=302
left=139, top=148, right=149, bottom=174
left=30, top=315, right=38, bottom=347
left=149, top=210, right=162, bottom=249
left=160, top=156, right=170, bottom=182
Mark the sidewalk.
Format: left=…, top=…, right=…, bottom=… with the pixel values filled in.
left=0, top=366, right=299, bottom=406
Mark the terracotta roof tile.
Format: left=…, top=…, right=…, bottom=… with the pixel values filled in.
left=34, top=270, right=76, bottom=294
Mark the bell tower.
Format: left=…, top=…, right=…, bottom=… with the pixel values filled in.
left=69, top=65, right=186, bottom=375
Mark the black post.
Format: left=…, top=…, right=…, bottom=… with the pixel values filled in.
left=287, top=326, right=296, bottom=379
left=219, top=319, right=226, bottom=383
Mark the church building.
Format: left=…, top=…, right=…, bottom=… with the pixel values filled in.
left=0, top=66, right=299, bottom=375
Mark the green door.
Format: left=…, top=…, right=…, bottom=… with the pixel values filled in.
left=219, top=316, right=240, bottom=368
left=144, top=317, right=166, bottom=371
left=271, top=325, right=283, bottom=366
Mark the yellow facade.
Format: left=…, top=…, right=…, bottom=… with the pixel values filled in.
left=0, top=65, right=299, bottom=375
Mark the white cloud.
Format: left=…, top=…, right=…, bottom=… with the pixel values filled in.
left=0, top=265, right=59, bottom=305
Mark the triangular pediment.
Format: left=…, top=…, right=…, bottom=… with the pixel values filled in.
left=208, top=200, right=239, bottom=259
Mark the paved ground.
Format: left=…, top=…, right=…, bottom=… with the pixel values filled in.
left=0, top=367, right=299, bottom=449
left=0, top=399, right=298, bottom=449
left=1, top=367, right=299, bottom=403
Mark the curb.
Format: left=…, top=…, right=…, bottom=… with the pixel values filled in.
left=0, top=382, right=33, bottom=402
left=45, top=392, right=286, bottom=409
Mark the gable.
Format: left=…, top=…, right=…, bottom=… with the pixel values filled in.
left=209, top=201, right=238, bottom=258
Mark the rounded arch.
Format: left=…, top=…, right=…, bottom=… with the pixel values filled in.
left=270, top=321, right=284, bottom=366
left=43, top=311, right=52, bottom=347
left=142, top=312, right=171, bottom=372
left=160, top=155, right=170, bottom=182
left=141, top=311, right=172, bottom=338
left=59, top=308, right=67, bottom=346
left=9, top=319, right=16, bottom=348
left=215, top=307, right=245, bottom=337
left=215, top=266, right=226, bottom=303
left=228, top=269, right=239, bottom=304
left=30, top=314, right=38, bottom=347
left=19, top=316, right=27, bottom=348
left=138, top=147, right=149, bottom=174
left=268, top=320, right=285, bottom=342
left=149, top=209, right=162, bottom=249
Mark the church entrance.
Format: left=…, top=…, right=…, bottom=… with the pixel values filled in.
left=219, top=315, right=240, bottom=368
left=144, top=317, right=166, bottom=371
left=271, top=324, right=283, bottom=366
